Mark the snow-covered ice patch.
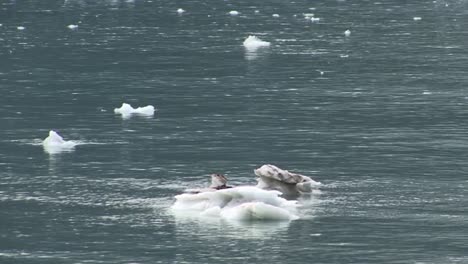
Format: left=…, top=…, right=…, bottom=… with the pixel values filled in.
left=243, top=35, right=270, bottom=51
left=42, top=130, right=77, bottom=154
left=114, top=103, right=155, bottom=119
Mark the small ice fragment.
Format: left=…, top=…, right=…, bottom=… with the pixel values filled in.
left=67, top=24, right=78, bottom=29
left=17, top=26, right=25, bottom=30
left=310, top=17, right=320, bottom=22
left=243, top=35, right=271, bottom=51
left=303, top=13, right=315, bottom=18
left=0, top=24, right=3, bottom=27
left=413, top=16, right=422, bottom=21
left=344, top=29, right=351, bottom=36
left=254, top=10, right=260, bottom=14
left=114, top=103, right=155, bottom=118
left=272, top=14, right=280, bottom=18
left=177, top=8, right=185, bottom=14
left=43, top=130, right=77, bottom=154
left=229, top=10, right=239, bottom=16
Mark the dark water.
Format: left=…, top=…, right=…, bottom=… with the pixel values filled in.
left=1, top=0, right=468, bottom=263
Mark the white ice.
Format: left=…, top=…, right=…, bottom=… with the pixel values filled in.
left=310, top=17, right=320, bottom=22
left=243, top=35, right=270, bottom=51
left=172, top=186, right=299, bottom=221
left=67, top=24, right=78, bottom=29
left=344, top=29, right=351, bottom=36
left=42, top=130, right=77, bottom=154
left=229, top=10, right=239, bottom=16
left=413, top=17, right=422, bottom=21
left=17, top=26, right=25, bottom=30
left=114, top=103, right=155, bottom=119
left=177, top=8, right=185, bottom=14
left=272, top=14, right=280, bottom=18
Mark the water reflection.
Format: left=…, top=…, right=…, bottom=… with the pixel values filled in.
left=173, top=215, right=291, bottom=240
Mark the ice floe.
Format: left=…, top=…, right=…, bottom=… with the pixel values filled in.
left=177, top=8, right=185, bottom=14
left=172, top=186, right=299, bottom=221
left=413, top=16, right=422, bottom=21
left=243, top=35, right=270, bottom=51
left=67, top=24, right=78, bottom=29
left=344, top=29, right=351, bottom=36
left=42, top=130, right=77, bottom=154
left=229, top=10, right=239, bottom=16
left=173, top=165, right=321, bottom=222
left=17, top=26, right=25, bottom=30
left=114, top=103, right=155, bottom=119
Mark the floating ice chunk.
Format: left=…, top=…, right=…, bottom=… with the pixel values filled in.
left=413, top=16, right=422, bottom=21
left=229, top=10, right=239, bottom=16
left=17, top=26, right=25, bottom=30
left=310, top=17, right=320, bottom=22
left=344, top=29, right=351, bottom=36
left=272, top=14, right=280, bottom=18
left=67, top=24, right=78, bottom=29
left=114, top=103, right=155, bottom=118
left=43, top=130, right=77, bottom=154
left=254, top=10, right=260, bottom=14
left=303, top=13, right=315, bottom=18
left=177, top=8, right=185, bottom=14
left=243, top=35, right=270, bottom=51
left=172, top=186, right=299, bottom=221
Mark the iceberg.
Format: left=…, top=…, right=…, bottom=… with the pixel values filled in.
left=114, top=103, right=155, bottom=119
left=243, top=35, right=271, bottom=51
left=42, top=130, right=77, bottom=154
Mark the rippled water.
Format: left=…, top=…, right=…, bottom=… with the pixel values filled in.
left=1, top=0, right=468, bottom=263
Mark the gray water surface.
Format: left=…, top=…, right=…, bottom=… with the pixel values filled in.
left=1, top=0, right=468, bottom=263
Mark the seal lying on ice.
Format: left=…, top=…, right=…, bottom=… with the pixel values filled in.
left=254, top=164, right=320, bottom=196
left=184, top=173, right=233, bottom=194
left=185, top=165, right=320, bottom=196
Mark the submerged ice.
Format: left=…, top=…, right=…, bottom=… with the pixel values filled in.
left=42, top=130, right=77, bottom=154
left=114, top=103, right=155, bottom=118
